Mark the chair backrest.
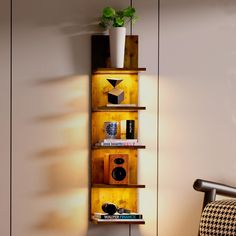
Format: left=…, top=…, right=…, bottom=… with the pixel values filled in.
left=199, top=200, right=236, bottom=236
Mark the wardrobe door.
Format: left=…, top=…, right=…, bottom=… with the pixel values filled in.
left=0, top=0, right=10, bottom=235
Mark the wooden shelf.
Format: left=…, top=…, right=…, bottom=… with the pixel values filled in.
left=93, top=68, right=146, bottom=74
left=92, top=106, right=146, bottom=112
left=91, top=217, right=145, bottom=224
left=92, top=184, right=146, bottom=188
left=92, top=145, right=146, bottom=150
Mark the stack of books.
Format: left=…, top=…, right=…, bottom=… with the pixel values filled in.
left=106, top=104, right=137, bottom=107
left=96, top=139, right=140, bottom=147
left=93, top=213, right=144, bottom=223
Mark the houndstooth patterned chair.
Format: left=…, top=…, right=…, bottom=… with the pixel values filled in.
left=199, top=200, right=236, bottom=236
left=194, top=179, right=236, bottom=236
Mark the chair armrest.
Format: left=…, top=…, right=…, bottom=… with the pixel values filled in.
left=193, top=179, right=236, bottom=209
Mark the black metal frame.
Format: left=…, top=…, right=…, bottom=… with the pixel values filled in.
left=193, top=179, right=236, bottom=210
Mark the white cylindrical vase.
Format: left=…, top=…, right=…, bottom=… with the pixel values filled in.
left=109, top=27, right=126, bottom=68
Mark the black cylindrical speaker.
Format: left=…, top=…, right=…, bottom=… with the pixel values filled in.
left=126, top=120, right=135, bottom=139
left=102, top=203, right=117, bottom=215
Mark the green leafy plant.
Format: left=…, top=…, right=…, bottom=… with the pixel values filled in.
left=99, top=6, right=138, bottom=29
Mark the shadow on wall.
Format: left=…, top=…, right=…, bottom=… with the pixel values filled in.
left=31, top=74, right=89, bottom=234
left=28, top=26, right=149, bottom=236
left=27, top=16, right=105, bottom=235
left=28, top=5, right=99, bottom=233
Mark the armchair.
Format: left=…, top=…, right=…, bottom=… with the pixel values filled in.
left=193, top=179, right=236, bottom=236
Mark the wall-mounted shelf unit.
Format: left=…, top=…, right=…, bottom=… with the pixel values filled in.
left=90, top=35, right=146, bottom=225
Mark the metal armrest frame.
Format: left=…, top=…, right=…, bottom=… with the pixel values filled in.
left=193, top=179, right=236, bottom=211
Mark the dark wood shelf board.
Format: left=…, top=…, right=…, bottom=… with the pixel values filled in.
left=93, top=68, right=146, bottom=74
left=92, top=184, right=146, bottom=188
left=92, top=106, right=146, bottom=112
left=91, top=218, right=145, bottom=225
left=92, top=145, right=146, bottom=150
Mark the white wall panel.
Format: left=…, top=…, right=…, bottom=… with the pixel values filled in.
left=159, top=0, right=236, bottom=235
left=0, top=0, right=10, bottom=235
left=133, top=1, right=158, bottom=236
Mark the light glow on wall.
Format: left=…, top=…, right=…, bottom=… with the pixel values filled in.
left=36, top=74, right=89, bottom=234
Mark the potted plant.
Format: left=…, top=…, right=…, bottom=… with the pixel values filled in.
left=99, top=6, right=137, bottom=68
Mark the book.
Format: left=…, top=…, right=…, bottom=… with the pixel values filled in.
left=95, top=140, right=143, bottom=147
left=101, top=143, right=140, bottom=146
left=106, top=104, right=137, bottom=107
left=96, top=139, right=140, bottom=147
left=103, top=139, right=138, bottom=143
left=101, top=139, right=138, bottom=146
left=92, top=217, right=145, bottom=224
left=94, top=213, right=143, bottom=220
left=92, top=217, right=145, bottom=223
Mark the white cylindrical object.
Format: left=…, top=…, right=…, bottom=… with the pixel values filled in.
left=109, top=27, right=126, bottom=68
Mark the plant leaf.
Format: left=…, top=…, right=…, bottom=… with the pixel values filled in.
left=102, top=7, right=116, bottom=18
left=99, top=6, right=138, bottom=29
left=114, top=17, right=124, bottom=27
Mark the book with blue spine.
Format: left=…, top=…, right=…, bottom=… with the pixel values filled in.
left=94, top=213, right=143, bottom=220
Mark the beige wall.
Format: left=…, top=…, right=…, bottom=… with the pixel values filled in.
left=134, top=1, right=158, bottom=236
left=5, top=0, right=236, bottom=236
left=159, top=0, right=236, bottom=235
left=10, top=1, right=158, bottom=236
left=0, top=0, right=10, bottom=235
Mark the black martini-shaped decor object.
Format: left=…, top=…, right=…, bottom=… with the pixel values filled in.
left=107, top=78, right=124, bottom=104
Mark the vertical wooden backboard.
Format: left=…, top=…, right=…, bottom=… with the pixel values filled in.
left=91, top=112, right=138, bottom=145
left=91, top=35, right=138, bottom=70
left=92, top=74, right=138, bottom=109
left=91, top=188, right=138, bottom=214
left=90, top=34, right=141, bottom=219
left=92, top=149, right=138, bottom=185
